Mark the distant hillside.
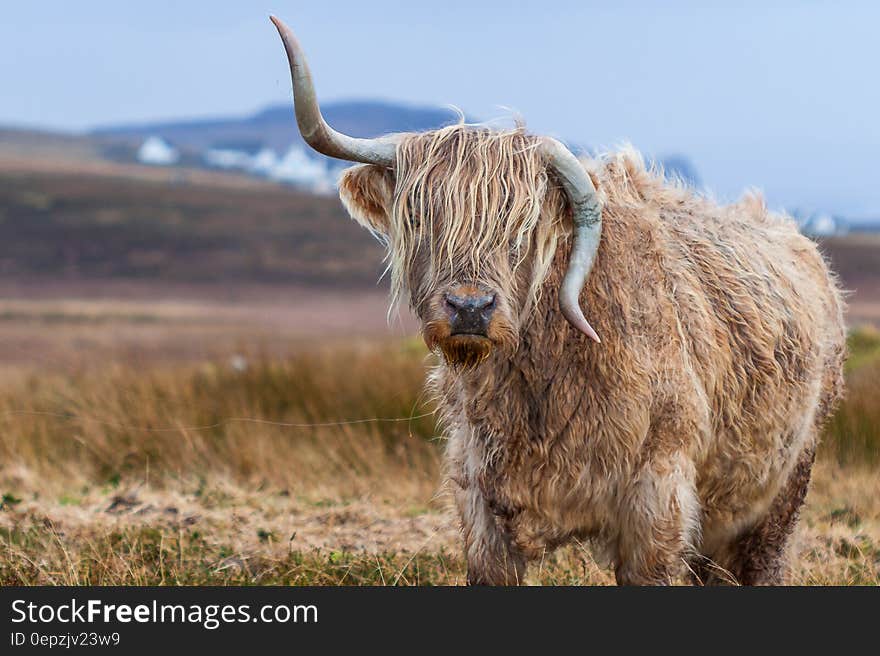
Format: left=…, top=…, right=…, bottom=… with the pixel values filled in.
left=91, top=101, right=465, bottom=158
left=0, top=127, right=110, bottom=162
left=0, top=162, right=877, bottom=313
left=0, top=165, right=384, bottom=288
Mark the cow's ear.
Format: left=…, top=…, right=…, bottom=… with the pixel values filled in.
left=338, top=164, right=395, bottom=236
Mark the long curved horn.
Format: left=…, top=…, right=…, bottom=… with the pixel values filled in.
left=270, top=16, right=397, bottom=166
left=543, top=138, right=603, bottom=344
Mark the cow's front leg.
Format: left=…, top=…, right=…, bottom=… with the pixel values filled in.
left=614, top=452, right=699, bottom=585
left=456, top=484, right=526, bottom=585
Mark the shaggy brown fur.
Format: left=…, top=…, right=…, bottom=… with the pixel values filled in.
left=338, top=125, right=846, bottom=586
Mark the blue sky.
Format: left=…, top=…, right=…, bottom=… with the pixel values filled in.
left=1, top=1, right=878, bottom=217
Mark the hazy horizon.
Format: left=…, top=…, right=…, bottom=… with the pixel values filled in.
left=2, top=1, right=878, bottom=218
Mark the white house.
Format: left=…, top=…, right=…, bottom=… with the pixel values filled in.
left=203, top=141, right=265, bottom=171
left=795, top=210, right=849, bottom=237
left=248, top=147, right=279, bottom=177
left=270, top=145, right=334, bottom=194
left=137, top=136, right=179, bottom=166
left=805, top=214, right=837, bottom=237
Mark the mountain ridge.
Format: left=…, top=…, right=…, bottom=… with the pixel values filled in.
left=91, top=100, right=466, bottom=155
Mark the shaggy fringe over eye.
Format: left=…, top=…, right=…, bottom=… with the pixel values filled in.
left=388, top=124, right=566, bottom=316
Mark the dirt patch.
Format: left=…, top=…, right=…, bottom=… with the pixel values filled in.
left=0, top=486, right=459, bottom=558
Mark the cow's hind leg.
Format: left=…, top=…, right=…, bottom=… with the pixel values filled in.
left=720, top=445, right=816, bottom=585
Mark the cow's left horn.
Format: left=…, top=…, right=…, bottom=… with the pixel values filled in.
left=543, top=138, right=603, bottom=343
left=270, top=16, right=397, bottom=166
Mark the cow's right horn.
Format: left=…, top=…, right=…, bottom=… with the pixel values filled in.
left=270, top=16, right=397, bottom=166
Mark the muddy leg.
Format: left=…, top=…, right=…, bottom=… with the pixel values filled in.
left=723, top=445, right=816, bottom=585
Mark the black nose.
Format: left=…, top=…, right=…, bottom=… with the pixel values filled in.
left=445, top=292, right=496, bottom=335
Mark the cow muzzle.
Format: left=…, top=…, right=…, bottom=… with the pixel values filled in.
left=444, top=286, right=497, bottom=337
left=423, top=284, right=513, bottom=369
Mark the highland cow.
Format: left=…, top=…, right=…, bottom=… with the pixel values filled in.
left=271, top=16, right=846, bottom=585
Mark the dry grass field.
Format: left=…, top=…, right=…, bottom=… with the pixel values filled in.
left=0, top=329, right=877, bottom=586
left=0, top=157, right=877, bottom=585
